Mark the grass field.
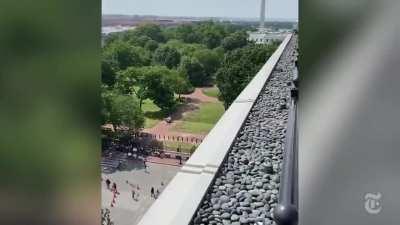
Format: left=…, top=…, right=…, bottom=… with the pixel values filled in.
left=163, top=141, right=198, bottom=153
left=141, top=88, right=224, bottom=131
left=202, top=86, right=220, bottom=98
left=141, top=99, right=163, bottom=128
left=172, top=102, right=225, bottom=134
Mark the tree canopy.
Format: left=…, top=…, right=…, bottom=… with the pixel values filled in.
left=116, top=66, right=190, bottom=113
left=193, top=49, right=221, bottom=82
left=134, top=24, right=166, bottom=43
left=102, top=88, right=145, bottom=131
left=140, top=66, right=177, bottom=113
left=222, top=31, right=248, bottom=51
left=153, top=45, right=181, bottom=69
left=103, top=40, right=150, bottom=70
left=101, top=21, right=281, bottom=132
left=216, top=43, right=278, bottom=107
left=144, top=39, right=159, bottom=51
left=101, top=55, right=118, bottom=86
left=179, top=56, right=207, bottom=87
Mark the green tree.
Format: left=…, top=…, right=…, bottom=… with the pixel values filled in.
left=132, top=35, right=151, bottom=47
left=193, top=49, right=221, bottom=82
left=175, top=24, right=202, bottom=43
left=101, top=89, right=144, bottom=132
left=104, top=40, right=150, bottom=70
left=165, top=39, right=207, bottom=57
left=101, top=54, right=118, bottom=86
left=221, top=31, right=248, bottom=51
left=115, top=67, right=148, bottom=109
left=101, top=86, right=113, bottom=125
left=216, top=43, right=277, bottom=108
left=116, top=66, right=191, bottom=111
left=145, top=39, right=159, bottom=51
left=153, top=45, right=181, bottom=69
left=202, top=30, right=223, bottom=49
left=195, top=21, right=226, bottom=49
left=140, top=66, right=177, bottom=113
left=165, top=70, right=193, bottom=99
left=134, top=24, right=165, bottom=43
left=179, top=56, right=207, bottom=87
left=120, top=30, right=152, bottom=47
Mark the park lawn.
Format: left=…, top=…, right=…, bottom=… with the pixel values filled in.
left=202, top=86, right=220, bottom=98
left=174, top=121, right=215, bottom=134
left=173, top=102, right=225, bottom=134
left=184, top=102, right=225, bottom=124
left=142, top=99, right=163, bottom=128
left=144, top=118, right=159, bottom=129
left=163, top=141, right=198, bottom=153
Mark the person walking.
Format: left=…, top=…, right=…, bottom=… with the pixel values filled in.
left=112, top=182, right=117, bottom=193
left=136, top=192, right=140, bottom=201
left=156, top=189, right=160, bottom=198
left=151, top=187, right=155, bottom=198
left=106, top=179, right=111, bottom=190
left=143, top=159, right=148, bottom=172
left=132, top=189, right=135, bottom=200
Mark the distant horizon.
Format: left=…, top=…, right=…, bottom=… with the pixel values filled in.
left=102, top=14, right=298, bottom=23
left=102, top=0, right=298, bottom=20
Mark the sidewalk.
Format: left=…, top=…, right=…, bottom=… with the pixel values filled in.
left=101, top=162, right=180, bottom=225
left=146, top=156, right=186, bottom=167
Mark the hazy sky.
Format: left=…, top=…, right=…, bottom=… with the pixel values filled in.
left=102, top=0, right=298, bottom=20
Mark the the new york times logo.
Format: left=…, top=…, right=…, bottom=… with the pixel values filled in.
left=364, top=192, right=382, bottom=215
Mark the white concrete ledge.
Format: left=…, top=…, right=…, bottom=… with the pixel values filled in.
left=137, top=33, right=293, bottom=225
left=235, top=34, right=292, bottom=102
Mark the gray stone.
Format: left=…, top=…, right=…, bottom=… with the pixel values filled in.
left=230, top=214, right=239, bottom=221
left=220, top=195, right=230, bottom=203
left=213, top=204, right=221, bottom=210
left=212, top=210, right=220, bottom=215
left=221, top=212, right=231, bottom=219
left=252, top=202, right=264, bottom=208
left=191, top=36, right=299, bottom=224
left=249, top=189, right=261, bottom=196
left=239, top=217, right=248, bottom=223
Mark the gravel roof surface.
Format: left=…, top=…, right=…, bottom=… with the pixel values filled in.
left=191, top=35, right=298, bottom=225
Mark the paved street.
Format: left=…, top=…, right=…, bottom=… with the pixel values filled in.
left=102, top=159, right=180, bottom=225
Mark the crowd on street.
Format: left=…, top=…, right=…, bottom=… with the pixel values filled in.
left=102, top=175, right=166, bottom=208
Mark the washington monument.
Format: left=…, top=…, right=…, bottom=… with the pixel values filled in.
left=260, top=0, right=266, bottom=29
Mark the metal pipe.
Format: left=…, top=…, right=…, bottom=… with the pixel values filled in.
left=273, top=82, right=298, bottom=225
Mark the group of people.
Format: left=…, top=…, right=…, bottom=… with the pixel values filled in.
left=104, top=178, right=120, bottom=208
left=128, top=181, right=141, bottom=201
left=131, top=182, right=164, bottom=201
left=102, top=156, right=166, bottom=207
left=150, top=186, right=160, bottom=199
left=104, top=177, right=165, bottom=202
left=105, top=178, right=119, bottom=195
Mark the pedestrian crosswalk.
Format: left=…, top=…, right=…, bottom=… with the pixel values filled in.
left=101, top=151, right=127, bottom=173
